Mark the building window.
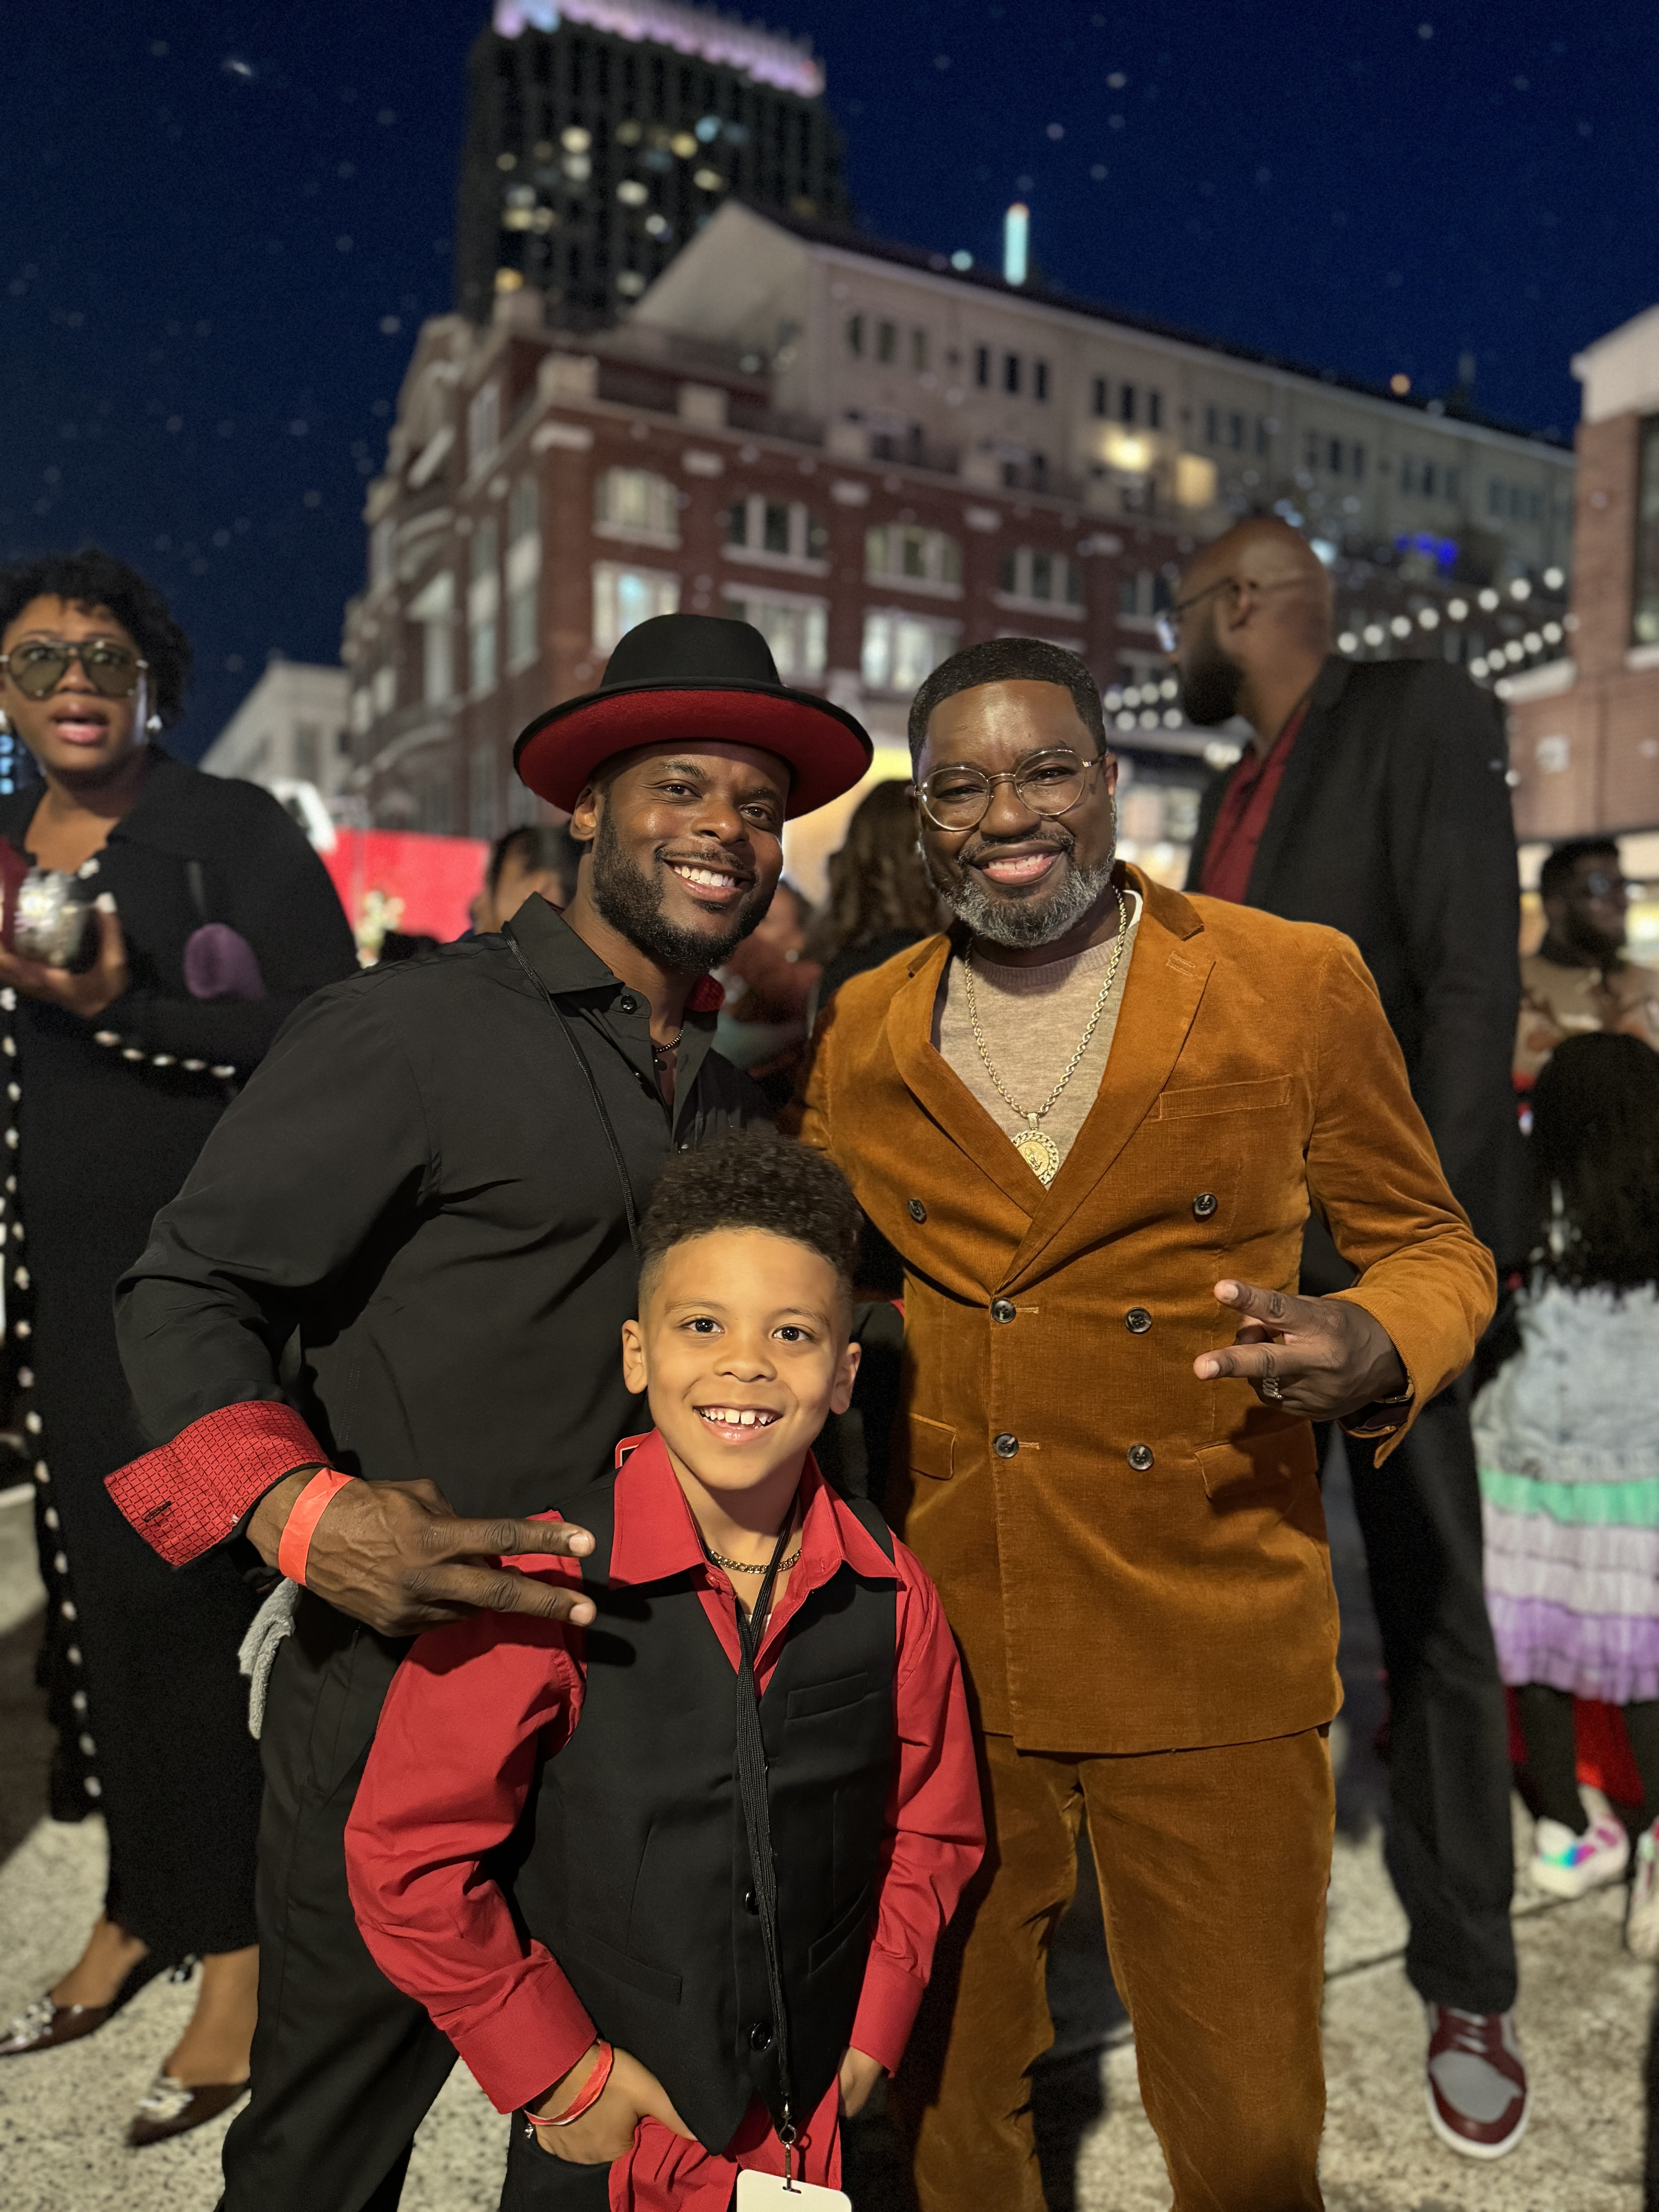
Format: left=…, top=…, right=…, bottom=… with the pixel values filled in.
left=1029, top=453, right=1048, bottom=491
left=860, top=611, right=961, bottom=692
left=1117, top=385, right=1136, bottom=425
left=1003, top=353, right=1022, bottom=396
left=864, top=523, right=962, bottom=590
left=1034, top=361, right=1049, bottom=402
left=1635, top=418, right=1659, bottom=644
left=1091, top=376, right=1108, bottom=419
left=910, top=328, right=929, bottom=373
left=725, top=497, right=827, bottom=564
left=293, top=723, right=321, bottom=784
left=591, top=561, right=680, bottom=651
left=998, top=548, right=1085, bottom=608
left=720, top=594, right=827, bottom=680
left=408, top=569, right=454, bottom=704
left=469, top=518, right=499, bottom=696
left=1147, top=390, right=1163, bottom=431
left=470, top=743, right=497, bottom=839
left=847, top=313, right=864, bottom=357
left=467, top=382, right=500, bottom=474
left=1255, top=417, right=1270, bottom=456
left=973, top=345, right=989, bottom=388
left=371, top=517, right=396, bottom=591
left=507, top=476, right=541, bottom=671
left=1205, top=406, right=1219, bottom=447
left=1351, top=442, right=1365, bottom=482
left=876, top=320, right=898, bottom=364
left=1327, top=437, right=1342, bottom=474
left=594, top=467, right=680, bottom=546
left=1228, top=413, right=1244, bottom=451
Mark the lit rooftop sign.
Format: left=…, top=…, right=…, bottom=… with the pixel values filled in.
left=493, top=0, right=825, bottom=97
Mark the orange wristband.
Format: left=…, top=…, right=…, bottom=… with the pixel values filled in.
left=276, top=1467, right=356, bottom=1586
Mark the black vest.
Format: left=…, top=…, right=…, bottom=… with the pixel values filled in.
left=502, top=1473, right=899, bottom=2153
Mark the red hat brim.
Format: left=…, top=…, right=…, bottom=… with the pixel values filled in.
left=514, top=682, right=873, bottom=819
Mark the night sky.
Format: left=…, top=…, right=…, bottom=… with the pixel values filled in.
left=4, top=0, right=1655, bottom=758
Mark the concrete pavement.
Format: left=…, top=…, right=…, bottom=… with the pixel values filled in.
left=0, top=1449, right=1652, bottom=2209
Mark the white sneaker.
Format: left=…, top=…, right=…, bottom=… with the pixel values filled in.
left=1530, top=1802, right=1630, bottom=1899
left=1627, top=1822, right=1659, bottom=1960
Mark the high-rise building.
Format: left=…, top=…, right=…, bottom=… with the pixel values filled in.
left=453, top=0, right=849, bottom=330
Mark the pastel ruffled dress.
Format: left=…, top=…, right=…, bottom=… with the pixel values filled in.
left=1474, top=1278, right=1659, bottom=1703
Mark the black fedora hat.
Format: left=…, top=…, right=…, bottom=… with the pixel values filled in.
left=514, top=613, right=872, bottom=819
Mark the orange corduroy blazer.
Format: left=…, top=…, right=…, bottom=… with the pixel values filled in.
left=796, top=869, right=1496, bottom=1755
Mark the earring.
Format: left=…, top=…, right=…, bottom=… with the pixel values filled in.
left=146, top=713, right=162, bottom=735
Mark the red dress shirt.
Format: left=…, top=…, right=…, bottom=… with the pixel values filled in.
left=344, top=1432, right=983, bottom=2212
left=1196, top=701, right=1310, bottom=906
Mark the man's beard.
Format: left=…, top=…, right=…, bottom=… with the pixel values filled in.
left=588, top=804, right=767, bottom=973
left=1179, top=621, right=1244, bottom=727
left=931, top=822, right=1118, bottom=951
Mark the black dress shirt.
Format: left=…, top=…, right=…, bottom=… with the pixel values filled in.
left=115, top=895, right=764, bottom=1522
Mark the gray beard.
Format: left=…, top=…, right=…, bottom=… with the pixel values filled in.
left=934, top=840, right=1119, bottom=951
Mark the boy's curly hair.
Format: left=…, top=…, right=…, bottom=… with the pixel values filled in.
left=638, top=1129, right=862, bottom=1298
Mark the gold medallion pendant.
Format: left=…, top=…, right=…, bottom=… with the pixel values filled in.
left=1013, top=1126, right=1061, bottom=1186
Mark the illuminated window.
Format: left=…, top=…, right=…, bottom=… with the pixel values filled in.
left=467, top=382, right=500, bottom=473
left=1635, top=418, right=1659, bottom=644
left=721, top=593, right=826, bottom=679
left=408, top=569, right=455, bottom=705
left=860, top=610, right=960, bottom=692
left=469, top=519, right=499, bottom=695
left=507, top=478, right=541, bottom=670
left=591, top=562, right=680, bottom=651
left=594, top=467, right=680, bottom=546
left=865, top=524, right=962, bottom=589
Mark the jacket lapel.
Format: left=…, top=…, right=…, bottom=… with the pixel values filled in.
left=884, top=933, right=1054, bottom=1218
left=1244, top=655, right=1352, bottom=908
left=1003, top=873, right=1214, bottom=1290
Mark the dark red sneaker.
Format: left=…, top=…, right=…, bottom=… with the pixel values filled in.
left=1425, top=2006, right=1529, bottom=2159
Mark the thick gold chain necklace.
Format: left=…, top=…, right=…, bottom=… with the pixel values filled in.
left=962, top=884, right=1129, bottom=1187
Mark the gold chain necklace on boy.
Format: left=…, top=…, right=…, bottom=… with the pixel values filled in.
left=962, top=883, right=1129, bottom=1188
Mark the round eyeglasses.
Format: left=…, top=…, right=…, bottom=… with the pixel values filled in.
left=914, top=750, right=1101, bottom=833
left=0, top=640, right=149, bottom=700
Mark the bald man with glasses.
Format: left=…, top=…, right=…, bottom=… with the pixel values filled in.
left=1176, top=519, right=1531, bottom=2164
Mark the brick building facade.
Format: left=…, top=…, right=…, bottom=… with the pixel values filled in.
left=1506, top=304, right=1659, bottom=843
left=343, top=204, right=1576, bottom=888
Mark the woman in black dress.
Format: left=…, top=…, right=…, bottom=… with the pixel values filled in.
left=0, top=550, right=357, bottom=2142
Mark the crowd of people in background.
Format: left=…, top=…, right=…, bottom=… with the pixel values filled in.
left=1, top=535, right=1658, bottom=2210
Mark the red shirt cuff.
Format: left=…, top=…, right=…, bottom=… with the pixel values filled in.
left=440, top=1957, right=598, bottom=2115
left=849, top=1950, right=927, bottom=2076
left=104, top=1400, right=328, bottom=1566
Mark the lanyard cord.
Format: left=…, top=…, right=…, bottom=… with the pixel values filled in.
left=731, top=1498, right=800, bottom=2171
left=503, top=924, right=641, bottom=1258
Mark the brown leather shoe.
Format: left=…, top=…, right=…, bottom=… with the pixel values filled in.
left=127, top=2071, right=250, bottom=2148
left=0, top=1953, right=167, bottom=2057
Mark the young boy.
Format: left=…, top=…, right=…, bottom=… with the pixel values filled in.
left=345, top=1130, right=982, bottom=2208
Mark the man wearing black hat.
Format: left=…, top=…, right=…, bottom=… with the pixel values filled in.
left=104, top=617, right=872, bottom=2210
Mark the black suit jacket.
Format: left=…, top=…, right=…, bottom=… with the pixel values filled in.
left=1186, top=655, right=1523, bottom=1263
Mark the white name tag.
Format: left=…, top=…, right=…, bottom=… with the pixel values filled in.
left=735, top=2173, right=851, bottom=2210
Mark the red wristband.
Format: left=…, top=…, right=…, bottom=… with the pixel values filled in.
left=525, top=2042, right=615, bottom=2127
left=276, top=1468, right=357, bottom=1587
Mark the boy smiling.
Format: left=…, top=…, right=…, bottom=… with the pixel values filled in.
left=345, top=1132, right=981, bottom=2209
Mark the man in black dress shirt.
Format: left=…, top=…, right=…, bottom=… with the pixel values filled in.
left=106, top=616, right=871, bottom=2210
left=1172, top=519, right=1530, bottom=2163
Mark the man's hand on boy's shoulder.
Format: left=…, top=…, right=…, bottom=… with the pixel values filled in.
left=530, top=2042, right=696, bottom=2164
left=838, top=2047, right=884, bottom=2119
left=248, top=1472, right=598, bottom=1637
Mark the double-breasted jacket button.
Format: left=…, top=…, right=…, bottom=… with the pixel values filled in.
left=1192, top=1191, right=1218, bottom=1219
left=993, top=1432, right=1019, bottom=1458
left=991, top=1298, right=1016, bottom=1324
left=1127, top=1443, right=1155, bottom=1471
left=1124, top=1307, right=1152, bottom=1334
left=908, top=1197, right=927, bottom=1223
left=748, top=2021, right=774, bottom=2053
left=618, top=992, right=640, bottom=1015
